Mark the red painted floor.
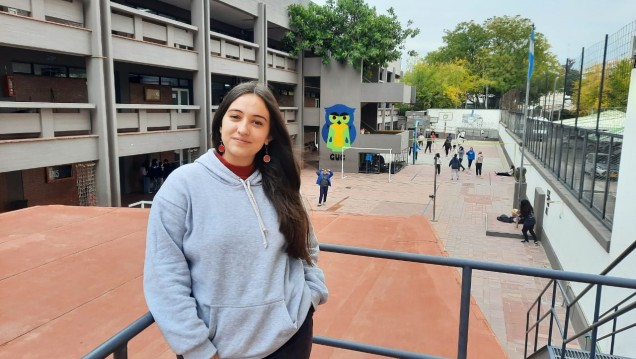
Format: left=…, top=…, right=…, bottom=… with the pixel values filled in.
left=0, top=206, right=506, bottom=358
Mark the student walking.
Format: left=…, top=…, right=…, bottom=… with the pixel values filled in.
left=443, top=137, right=452, bottom=157
left=457, top=146, right=466, bottom=171
left=475, top=151, right=484, bottom=176
left=466, top=147, right=475, bottom=170
left=424, top=135, right=433, bottom=153
left=519, top=199, right=538, bottom=245
left=434, top=153, right=442, bottom=175
left=316, top=168, right=333, bottom=206
left=449, top=154, right=460, bottom=180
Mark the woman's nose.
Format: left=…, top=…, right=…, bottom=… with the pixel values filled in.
left=237, top=120, right=249, bottom=134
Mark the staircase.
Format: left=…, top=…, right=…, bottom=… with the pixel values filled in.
left=529, top=345, right=633, bottom=359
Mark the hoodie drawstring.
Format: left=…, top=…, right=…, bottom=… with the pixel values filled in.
left=241, top=179, right=269, bottom=248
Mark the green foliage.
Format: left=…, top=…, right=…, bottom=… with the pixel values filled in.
left=403, top=60, right=480, bottom=109
left=284, top=0, right=419, bottom=69
left=572, top=58, right=632, bottom=114
left=414, top=15, right=561, bottom=108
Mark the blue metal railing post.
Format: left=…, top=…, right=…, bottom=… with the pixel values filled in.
left=534, top=293, right=541, bottom=352
left=547, top=280, right=557, bottom=346
left=610, top=307, right=618, bottom=354
left=113, top=346, right=127, bottom=359
left=589, top=285, right=603, bottom=359
left=457, top=266, right=472, bottom=359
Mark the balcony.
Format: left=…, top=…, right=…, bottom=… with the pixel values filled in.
left=267, top=48, right=298, bottom=83
left=0, top=5, right=90, bottom=55
left=110, top=3, right=198, bottom=70
left=281, top=107, right=298, bottom=136
left=115, top=104, right=200, bottom=156
left=209, top=31, right=259, bottom=79
left=0, top=101, right=97, bottom=172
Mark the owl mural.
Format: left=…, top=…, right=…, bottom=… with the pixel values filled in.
left=321, top=104, right=357, bottom=152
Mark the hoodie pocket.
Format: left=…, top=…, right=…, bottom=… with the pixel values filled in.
left=208, top=299, right=298, bottom=359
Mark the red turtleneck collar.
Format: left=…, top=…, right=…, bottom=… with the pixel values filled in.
left=214, top=151, right=256, bottom=180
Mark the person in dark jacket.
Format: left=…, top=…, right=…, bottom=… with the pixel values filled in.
left=519, top=199, right=538, bottom=245
left=316, top=168, right=333, bottom=206
left=149, top=159, right=162, bottom=193
left=449, top=154, right=461, bottom=181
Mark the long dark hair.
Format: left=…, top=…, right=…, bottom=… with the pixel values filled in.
left=210, top=81, right=312, bottom=263
left=520, top=199, right=533, bottom=217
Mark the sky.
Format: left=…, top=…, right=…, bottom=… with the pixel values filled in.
left=311, top=0, right=635, bottom=67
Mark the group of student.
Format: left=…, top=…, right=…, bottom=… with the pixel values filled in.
left=140, top=158, right=174, bottom=194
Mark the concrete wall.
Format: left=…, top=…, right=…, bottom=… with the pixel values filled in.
left=428, top=109, right=502, bottom=135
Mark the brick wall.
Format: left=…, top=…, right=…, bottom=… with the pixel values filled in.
left=13, top=74, right=88, bottom=103
left=22, top=168, right=79, bottom=207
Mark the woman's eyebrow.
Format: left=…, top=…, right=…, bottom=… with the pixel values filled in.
left=227, top=109, right=269, bottom=122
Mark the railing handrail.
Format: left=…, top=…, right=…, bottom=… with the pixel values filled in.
left=209, top=31, right=260, bottom=48
left=83, top=243, right=636, bottom=359
left=570, top=240, right=636, bottom=306
left=115, top=104, right=200, bottom=110
left=110, top=2, right=198, bottom=32
left=82, top=312, right=154, bottom=359
left=0, top=101, right=95, bottom=109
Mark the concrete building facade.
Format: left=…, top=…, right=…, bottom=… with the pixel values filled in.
left=0, top=0, right=414, bottom=210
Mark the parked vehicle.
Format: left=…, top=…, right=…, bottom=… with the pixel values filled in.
left=584, top=153, right=619, bottom=180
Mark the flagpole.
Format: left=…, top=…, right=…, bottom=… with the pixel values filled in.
left=517, top=24, right=534, bottom=208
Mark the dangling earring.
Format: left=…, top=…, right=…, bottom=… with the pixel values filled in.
left=263, top=144, right=271, bottom=163
left=218, top=141, right=225, bottom=153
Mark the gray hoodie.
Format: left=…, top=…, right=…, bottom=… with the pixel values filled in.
left=144, top=150, right=328, bottom=359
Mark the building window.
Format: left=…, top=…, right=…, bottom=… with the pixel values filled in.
left=46, top=165, right=74, bottom=182
left=12, top=62, right=32, bottom=74
left=34, top=64, right=68, bottom=77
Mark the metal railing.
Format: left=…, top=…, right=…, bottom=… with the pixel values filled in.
left=501, top=112, right=622, bottom=229
left=83, top=243, right=636, bottom=359
left=525, top=240, right=636, bottom=358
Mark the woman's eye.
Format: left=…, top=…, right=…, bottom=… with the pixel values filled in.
left=253, top=120, right=264, bottom=126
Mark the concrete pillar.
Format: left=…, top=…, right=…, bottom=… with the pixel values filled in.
left=192, top=0, right=210, bottom=154
left=83, top=0, right=114, bottom=206
left=30, top=0, right=45, bottom=20
left=533, top=187, right=546, bottom=241
left=255, top=3, right=267, bottom=83
left=513, top=182, right=527, bottom=209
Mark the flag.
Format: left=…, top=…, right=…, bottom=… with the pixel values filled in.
left=527, top=26, right=535, bottom=80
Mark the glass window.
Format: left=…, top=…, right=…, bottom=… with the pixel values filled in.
left=161, top=77, right=178, bottom=86
left=34, top=64, right=67, bottom=77
left=68, top=67, right=87, bottom=78
left=12, top=62, right=32, bottom=74
left=139, top=75, right=160, bottom=85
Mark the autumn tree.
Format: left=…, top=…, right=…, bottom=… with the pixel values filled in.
left=414, top=15, right=560, bottom=108
left=284, top=0, right=419, bottom=70
left=572, top=58, right=633, bottom=115
left=403, top=61, right=480, bottom=109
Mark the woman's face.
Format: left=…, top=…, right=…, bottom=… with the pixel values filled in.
left=220, top=93, right=271, bottom=166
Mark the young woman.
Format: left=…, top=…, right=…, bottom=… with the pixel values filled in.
left=519, top=199, right=538, bottom=245
left=434, top=153, right=442, bottom=175
left=316, top=168, right=333, bottom=207
left=475, top=151, right=484, bottom=176
left=144, top=82, right=328, bottom=359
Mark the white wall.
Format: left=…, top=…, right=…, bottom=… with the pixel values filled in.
left=496, top=68, right=636, bottom=357
left=604, top=69, right=636, bottom=356
left=427, top=109, right=502, bottom=134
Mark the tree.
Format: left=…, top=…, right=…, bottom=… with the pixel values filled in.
left=419, top=16, right=560, bottom=108
left=572, top=58, right=633, bottom=115
left=284, top=0, right=419, bottom=69
left=403, top=60, right=480, bottom=109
